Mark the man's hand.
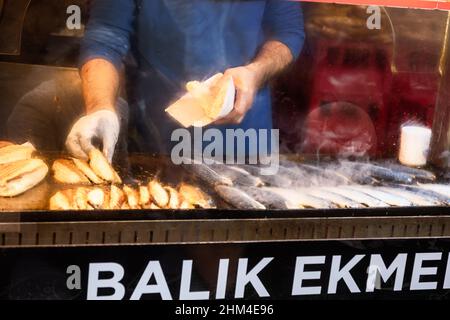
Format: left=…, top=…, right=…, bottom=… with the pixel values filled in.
left=213, top=41, right=294, bottom=125
left=72, top=58, right=121, bottom=162
left=213, top=65, right=262, bottom=125
left=65, top=109, right=120, bottom=162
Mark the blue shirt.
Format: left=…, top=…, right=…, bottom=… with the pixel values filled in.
left=80, top=0, right=305, bottom=154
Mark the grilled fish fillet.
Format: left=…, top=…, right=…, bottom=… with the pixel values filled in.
left=0, top=159, right=44, bottom=185
left=289, top=188, right=339, bottom=208
left=149, top=203, right=160, bottom=210
left=109, top=185, right=125, bottom=209
left=298, top=163, right=352, bottom=185
left=185, top=73, right=232, bottom=120
left=265, top=187, right=334, bottom=209
left=184, top=160, right=233, bottom=187
left=102, top=189, right=111, bottom=210
left=0, top=141, right=13, bottom=149
left=87, top=188, right=105, bottom=209
left=399, top=185, right=450, bottom=205
left=376, top=162, right=436, bottom=182
left=166, top=186, right=180, bottom=209
left=379, top=187, right=438, bottom=206
left=345, top=186, right=412, bottom=207
left=209, top=164, right=264, bottom=187
left=49, top=191, right=72, bottom=210
left=340, top=161, right=414, bottom=184
left=121, top=202, right=131, bottom=210
left=238, top=186, right=289, bottom=209
left=215, top=185, right=266, bottom=210
left=0, top=159, right=49, bottom=197
left=238, top=164, right=292, bottom=188
left=72, top=158, right=104, bottom=184
left=74, top=187, right=91, bottom=210
left=149, top=180, right=169, bottom=208
left=0, top=142, right=36, bottom=165
left=88, top=149, right=122, bottom=184
left=323, top=187, right=388, bottom=208
left=139, top=185, right=151, bottom=207
left=123, top=185, right=140, bottom=209
left=418, top=184, right=450, bottom=198
left=179, top=201, right=195, bottom=209
left=53, top=159, right=91, bottom=184
left=178, top=183, right=213, bottom=208
left=305, top=188, right=364, bottom=208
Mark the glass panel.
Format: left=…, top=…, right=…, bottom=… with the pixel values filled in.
left=0, top=0, right=449, bottom=214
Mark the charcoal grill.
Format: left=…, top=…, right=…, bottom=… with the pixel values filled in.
left=1, top=207, right=450, bottom=248
left=1, top=152, right=450, bottom=247
left=1, top=1, right=450, bottom=301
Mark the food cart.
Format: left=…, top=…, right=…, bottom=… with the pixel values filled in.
left=0, top=0, right=449, bottom=300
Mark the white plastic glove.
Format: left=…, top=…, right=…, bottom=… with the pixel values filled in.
left=65, top=109, right=120, bottom=163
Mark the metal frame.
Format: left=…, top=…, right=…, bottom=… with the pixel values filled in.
left=1, top=208, right=450, bottom=247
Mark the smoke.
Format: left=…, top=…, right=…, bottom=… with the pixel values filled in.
left=299, top=102, right=378, bottom=161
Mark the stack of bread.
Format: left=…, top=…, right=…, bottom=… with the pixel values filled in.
left=52, top=149, right=122, bottom=185
left=0, top=141, right=49, bottom=198
left=49, top=148, right=214, bottom=211
left=49, top=181, right=214, bottom=211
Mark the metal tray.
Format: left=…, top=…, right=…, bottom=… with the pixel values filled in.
left=0, top=206, right=449, bottom=247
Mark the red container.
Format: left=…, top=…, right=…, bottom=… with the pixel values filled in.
left=384, top=47, right=439, bottom=156
left=303, top=40, right=392, bottom=157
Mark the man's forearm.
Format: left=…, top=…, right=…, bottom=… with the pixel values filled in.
left=81, top=58, right=120, bottom=114
left=217, top=40, right=294, bottom=124
left=246, top=40, right=294, bottom=88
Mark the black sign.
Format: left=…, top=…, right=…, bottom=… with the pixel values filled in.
left=1, top=239, right=450, bottom=300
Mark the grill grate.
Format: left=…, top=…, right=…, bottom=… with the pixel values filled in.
left=1, top=215, right=450, bottom=247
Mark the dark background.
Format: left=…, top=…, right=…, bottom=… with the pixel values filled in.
left=1, top=239, right=449, bottom=300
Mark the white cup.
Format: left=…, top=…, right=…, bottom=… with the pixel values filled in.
left=399, top=125, right=432, bottom=167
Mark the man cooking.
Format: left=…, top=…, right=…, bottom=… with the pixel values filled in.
left=67, top=0, right=305, bottom=161
left=3, top=0, right=304, bottom=292
left=8, top=0, right=305, bottom=163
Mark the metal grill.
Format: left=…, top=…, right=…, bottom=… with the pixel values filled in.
left=1, top=215, right=450, bottom=247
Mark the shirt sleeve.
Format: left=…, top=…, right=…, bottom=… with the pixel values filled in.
left=79, top=0, right=136, bottom=70
left=262, top=0, right=305, bottom=59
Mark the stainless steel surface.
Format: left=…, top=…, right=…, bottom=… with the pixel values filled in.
left=1, top=214, right=450, bottom=247
left=0, top=62, right=80, bottom=139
